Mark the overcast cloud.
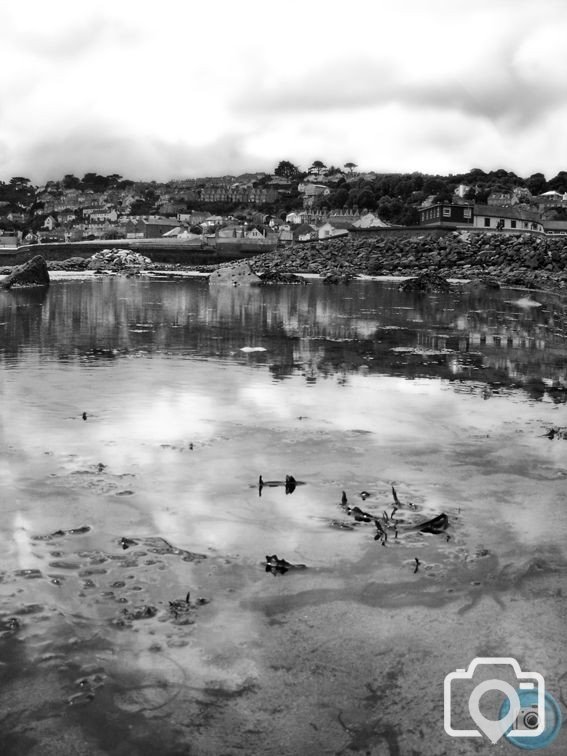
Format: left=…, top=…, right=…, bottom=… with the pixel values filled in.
left=0, top=0, right=566, bottom=183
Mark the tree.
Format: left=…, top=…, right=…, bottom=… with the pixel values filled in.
left=274, top=160, right=300, bottom=180
left=62, top=174, right=81, bottom=189
left=399, top=207, right=420, bottom=226
left=422, top=177, right=444, bottom=196
left=81, top=173, right=110, bottom=192
left=344, top=162, right=357, bottom=174
left=325, top=165, right=343, bottom=176
left=129, top=199, right=153, bottom=215
left=525, top=172, right=546, bottom=196
left=547, top=171, right=567, bottom=193
left=10, top=177, right=30, bottom=186
left=330, top=187, right=349, bottom=209
left=309, top=160, right=326, bottom=176
left=433, top=188, right=454, bottom=203
left=545, top=206, right=567, bottom=220
left=356, top=188, right=376, bottom=211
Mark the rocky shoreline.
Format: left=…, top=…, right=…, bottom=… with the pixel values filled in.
left=244, top=231, right=567, bottom=291
left=1, top=232, right=566, bottom=292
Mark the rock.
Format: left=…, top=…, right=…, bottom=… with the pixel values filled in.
left=259, top=271, right=304, bottom=284
left=399, top=271, right=452, bottom=293
left=323, top=271, right=354, bottom=284
left=208, top=261, right=262, bottom=286
left=466, top=276, right=501, bottom=290
left=416, top=513, right=449, bottom=534
left=48, top=257, right=90, bottom=271
left=0, top=255, right=50, bottom=289
left=87, top=249, right=153, bottom=271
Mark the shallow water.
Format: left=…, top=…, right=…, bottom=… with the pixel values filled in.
left=1, top=278, right=566, bottom=755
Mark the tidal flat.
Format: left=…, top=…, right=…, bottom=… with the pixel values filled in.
left=0, top=277, right=566, bottom=755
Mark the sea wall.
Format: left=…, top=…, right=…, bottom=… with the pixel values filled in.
left=249, top=231, right=567, bottom=289
left=0, top=239, right=269, bottom=268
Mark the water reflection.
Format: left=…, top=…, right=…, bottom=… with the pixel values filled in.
left=1, top=279, right=566, bottom=397
left=1, top=278, right=567, bottom=755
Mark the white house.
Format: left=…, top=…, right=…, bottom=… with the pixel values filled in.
left=472, top=205, right=544, bottom=233
left=285, top=211, right=307, bottom=225
left=454, top=184, right=471, bottom=199
left=87, top=208, right=119, bottom=223
left=317, top=221, right=354, bottom=239
left=245, top=226, right=266, bottom=239
left=43, top=215, right=58, bottom=230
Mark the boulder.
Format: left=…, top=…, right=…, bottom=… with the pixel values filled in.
left=208, top=261, right=262, bottom=286
left=399, top=271, right=452, bottom=293
left=323, top=271, right=354, bottom=284
left=466, top=276, right=501, bottom=290
left=0, top=255, right=50, bottom=289
left=87, top=249, right=153, bottom=271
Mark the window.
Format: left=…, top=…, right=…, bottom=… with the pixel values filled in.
left=511, top=220, right=516, bottom=229
left=484, top=218, right=491, bottom=227
left=464, top=208, right=472, bottom=218
left=443, top=207, right=451, bottom=217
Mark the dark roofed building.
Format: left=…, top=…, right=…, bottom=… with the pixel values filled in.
left=542, top=219, right=567, bottom=235
left=418, top=202, right=474, bottom=227
left=125, top=218, right=180, bottom=239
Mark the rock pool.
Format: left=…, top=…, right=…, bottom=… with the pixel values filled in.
left=0, top=277, right=566, bottom=755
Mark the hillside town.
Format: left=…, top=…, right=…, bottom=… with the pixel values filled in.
left=1, top=162, right=567, bottom=250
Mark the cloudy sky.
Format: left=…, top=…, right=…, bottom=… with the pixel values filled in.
left=1, top=0, right=566, bottom=183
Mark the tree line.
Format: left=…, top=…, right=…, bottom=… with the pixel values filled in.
left=2, top=165, right=567, bottom=229
left=273, top=162, right=567, bottom=225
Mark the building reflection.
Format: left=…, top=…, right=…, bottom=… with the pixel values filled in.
left=0, top=278, right=566, bottom=399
